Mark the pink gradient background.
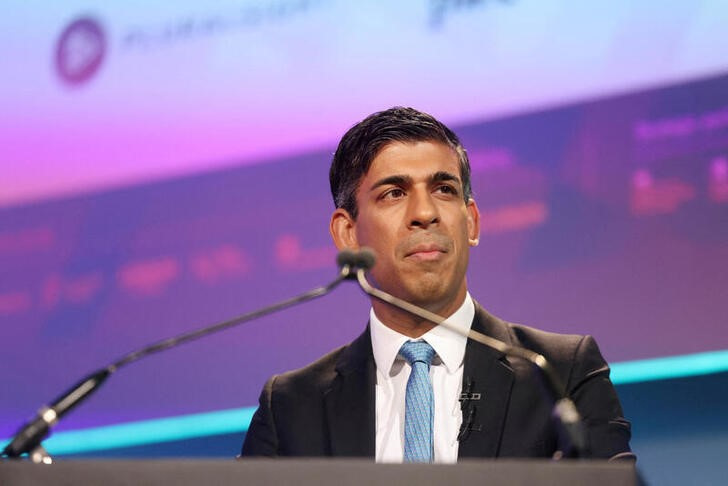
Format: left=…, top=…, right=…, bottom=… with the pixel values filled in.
left=2, top=0, right=728, bottom=207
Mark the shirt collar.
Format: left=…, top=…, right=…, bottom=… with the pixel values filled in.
left=370, top=292, right=474, bottom=375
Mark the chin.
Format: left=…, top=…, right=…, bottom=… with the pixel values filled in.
left=405, top=281, right=453, bottom=312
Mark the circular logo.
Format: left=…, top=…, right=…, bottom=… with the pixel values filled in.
left=55, top=17, right=106, bottom=86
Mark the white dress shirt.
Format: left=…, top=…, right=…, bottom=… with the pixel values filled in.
left=370, top=293, right=474, bottom=463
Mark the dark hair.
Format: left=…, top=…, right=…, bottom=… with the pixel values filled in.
left=329, top=106, right=472, bottom=219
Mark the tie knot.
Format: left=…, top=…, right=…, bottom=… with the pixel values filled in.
left=399, top=340, right=435, bottom=366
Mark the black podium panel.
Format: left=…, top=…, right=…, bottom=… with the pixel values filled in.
left=0, top=458, right=640, bottom=485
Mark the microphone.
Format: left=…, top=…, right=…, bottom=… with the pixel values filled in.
left=346, top=248, right=586, bottom=458
left=336, top=248, right=376, bottom=277
left=457, top=377, right=482, bottom=441
left=3, top=261, right=353, bottom=461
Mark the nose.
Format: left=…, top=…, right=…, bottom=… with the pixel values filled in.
left=407, top=189, right=439, bottom=229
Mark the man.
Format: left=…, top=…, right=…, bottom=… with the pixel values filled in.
left=241, top=107, right=634, bottom=462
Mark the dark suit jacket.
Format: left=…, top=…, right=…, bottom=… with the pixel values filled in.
left=241, top=303, right=633, bottom=460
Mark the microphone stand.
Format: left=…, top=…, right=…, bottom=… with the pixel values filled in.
left=351, top=267, right=586, bottom=458
left=2, top=265, right=354, bottom=462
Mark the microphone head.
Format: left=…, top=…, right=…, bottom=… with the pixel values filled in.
left=336, top=248, right=376, bottom=271
left=356, top=247, right=376, bottom=271
left=336, top=249, right=358, bottom=269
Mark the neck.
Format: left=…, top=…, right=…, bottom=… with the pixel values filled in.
left=371, top=291, right=467, bottom=338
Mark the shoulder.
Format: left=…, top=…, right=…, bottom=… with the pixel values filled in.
left=470, top=303, right=633, bottom=459
left=473, top=303, right=608, bottom=388
left=508, top=322, right=590, bottom=362
left=267, top=326, right=373, bottom=396
left=474, top=302, right=588, bottom=358
left=266, top=345, right=346, bottom=399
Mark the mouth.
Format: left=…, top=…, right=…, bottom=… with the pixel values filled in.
left=404, top=244, right=447, bottom=262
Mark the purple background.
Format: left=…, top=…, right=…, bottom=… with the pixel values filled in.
left=1, top=72, right=727, bottom=437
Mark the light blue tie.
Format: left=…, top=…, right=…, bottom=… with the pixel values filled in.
left=399, top=340, right=436, bottom=463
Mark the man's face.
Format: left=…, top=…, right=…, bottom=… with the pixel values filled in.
left=331, top=140, right=480, bottom=315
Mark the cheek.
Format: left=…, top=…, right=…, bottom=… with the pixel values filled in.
left=358, top=228, right=395, bottom=258
left=355, top=214, right=395, bottom=248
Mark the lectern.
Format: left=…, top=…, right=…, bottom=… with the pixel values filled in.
left=0, top=458, right=640, bottom=485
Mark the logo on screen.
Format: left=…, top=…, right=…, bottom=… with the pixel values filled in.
left=55, top=17, right=106, bottom=86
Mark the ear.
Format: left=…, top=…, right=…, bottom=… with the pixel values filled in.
left=466, top=198, right=481, bottom=247
left=330, top=208, right=360, bottom=251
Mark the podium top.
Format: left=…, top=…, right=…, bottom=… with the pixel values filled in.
left=0, top=458, right=640, bottom=486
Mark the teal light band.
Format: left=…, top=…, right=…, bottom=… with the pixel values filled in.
left=3, top=349, right=728, bottom=455
left=1, top=406, right=256, bottom=456
left=610, top=349, right=728, bottom=385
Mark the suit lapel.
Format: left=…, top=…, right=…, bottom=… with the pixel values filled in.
left=323, top=327, right=376, bottom=457
left=457, top=304, right=515, bottom=458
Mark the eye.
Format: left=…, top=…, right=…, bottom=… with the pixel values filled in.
left=381, top=187, right=406, bottom=200
left=435, top=184, right=458, bottom=196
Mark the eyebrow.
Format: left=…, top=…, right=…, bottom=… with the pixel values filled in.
left=431, top=171, right=461, bottom=185
left=368, top=171, right=462, bottom=192
left=369, top=175, right=411, bottom=192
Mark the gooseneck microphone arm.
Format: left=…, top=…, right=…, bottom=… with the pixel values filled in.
left=2, top=265, right=355, bottom=461
left=341, top=249, right=586, bottom=458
